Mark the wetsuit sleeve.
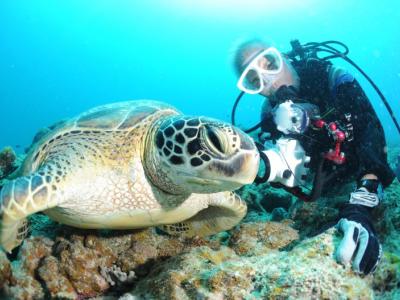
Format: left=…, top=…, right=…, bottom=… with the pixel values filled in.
left=335, top=80, right=395, bottom=188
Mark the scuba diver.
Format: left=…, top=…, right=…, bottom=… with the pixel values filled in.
left=232, top=39, right=397, bottom=275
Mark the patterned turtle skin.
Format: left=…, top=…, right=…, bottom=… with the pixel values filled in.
left=0, top=100, right=260, bottom=252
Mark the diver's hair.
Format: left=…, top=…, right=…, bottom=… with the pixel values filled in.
left=232, top=38, right=271, bottom=76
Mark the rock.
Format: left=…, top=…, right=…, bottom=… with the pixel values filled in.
left=56, top=234, right=116, bottom=297
left=0, top=250, right=11, bottom=289
left=252, top=228, right=373, bottom=299
left=0, top=213, right=395, bottom=299
left=6, top=237, right=53, bottom=300
left=0, top=222, right=222, bottom=299
left=289, top=199, right=339, bottom=237
left=229, top=221, right=299, bottom=256
left=271, top=207, right=289, bottom=221
left=375, top=180, right=400, bottom=252
left=38, top=256, right=78, bottom=299
left=238, top=182, right=294, bottom=213
left=372, top=252, right=400, bottom=298
left=0, top=146, right=17, bottom=179
left=100, top=265, right=136, bottom=287
left=129, top=245, right=250, bottom=300
left=125, top=228, right=373, bottom=299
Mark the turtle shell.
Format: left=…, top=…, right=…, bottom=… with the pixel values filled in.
left=75, top=100, right=177, bottom=130
left=21, top=100, right=179, bottom=174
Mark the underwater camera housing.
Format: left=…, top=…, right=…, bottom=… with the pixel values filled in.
left=272, top=100, right=320, bottom=135
left=255, top=138, right=310, bottom=188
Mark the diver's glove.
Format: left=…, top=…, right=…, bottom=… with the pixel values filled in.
left=335, top=179, right=383, bottom=275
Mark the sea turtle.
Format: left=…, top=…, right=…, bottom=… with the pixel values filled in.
left=0, top=100, right=259, bottom=252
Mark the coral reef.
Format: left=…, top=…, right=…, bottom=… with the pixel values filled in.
left=6, top=237, right=54, bottom=299
left=238, top=181, right=294, bottom=214
left=372, top=251, right=400, bottom=299
left=0, top=250, right=11, bottom=289
left=0, top=145, right=399, bottom=299
left=100, top=265, right=136, bottom=287
left=229, top=221, right=299, bottom=256
left=0, top=146, right=17, bottom=180
left=0, top=225, right=222, bottom=299
left=126, top=228, right=373, bottom=299
left=0, top=218, right=386, bottom=299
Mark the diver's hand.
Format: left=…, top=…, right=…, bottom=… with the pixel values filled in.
left=335, top=205, right=382, bottom=275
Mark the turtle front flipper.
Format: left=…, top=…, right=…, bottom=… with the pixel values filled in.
left=160, top=191, right=247, bottom=237
left=0, top=173, right=59, bottom=252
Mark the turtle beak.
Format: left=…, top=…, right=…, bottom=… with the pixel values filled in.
left=202, top=150, right=260, bottom=187
left=237, top=151, right=260, bottom=184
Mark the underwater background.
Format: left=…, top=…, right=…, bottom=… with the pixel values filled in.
left=0, top=0, right=399, bottom=151
left=1, top=1, right=400, bottom=299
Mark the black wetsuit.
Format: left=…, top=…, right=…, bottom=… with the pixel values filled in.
left=260, top=58, right=395, bottom=192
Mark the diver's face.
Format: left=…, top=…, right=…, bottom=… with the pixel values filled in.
left=248, top=56, right=277, bottom=90
left=256, top=56, right=272, bottom=69
left=259, top=58, right=300, bottom=97
left=240, top=49, right=282, bottom=96
left=239, top=49, right=299, bottom=97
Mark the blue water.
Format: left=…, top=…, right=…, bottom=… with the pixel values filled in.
left=0, top=0, right=399, bottom=151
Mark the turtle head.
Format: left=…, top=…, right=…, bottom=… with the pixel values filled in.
left=146, top=115, right=259, bottom=194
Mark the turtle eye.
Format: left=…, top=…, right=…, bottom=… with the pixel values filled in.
left=203, top=125, right=226, bottom=156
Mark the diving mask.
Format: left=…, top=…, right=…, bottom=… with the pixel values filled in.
left=237, top=47, right=283, bottom=94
